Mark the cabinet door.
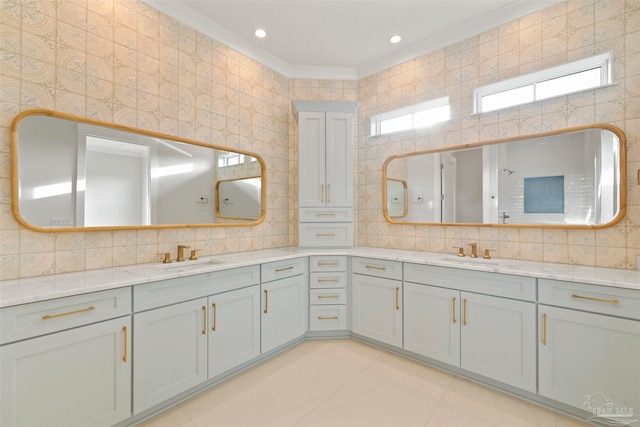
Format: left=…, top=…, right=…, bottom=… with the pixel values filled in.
left=460, top=293, right=536, bottom=392
left=298, top=112, right=326, bottom=207
left=133, top=298, right=208, bottom=414
left=404, top=283, right=460, bottom=366
left=539, top=306, right=640, bottom=422
left=325, top=112, right=353, bottom=207
left=351, top=274, right=402, bottom=347
left=208, top=286, right=261, bottom=378
left=1, top=317, right=131, bottom=427
left=261, top=275, right=308, bottom=353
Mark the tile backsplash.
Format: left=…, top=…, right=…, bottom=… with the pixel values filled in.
left=0, top=0, right=638, bottom=279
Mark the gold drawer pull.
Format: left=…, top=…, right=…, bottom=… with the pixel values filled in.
left=317, top=262, right=339, bottom=266
left=275, top=266, right=294, bottom=272
left=571, top=294, right=619, bottom=304
left=42, top=306, right=96, bottom=320
left=318, top=295, right=339, bottom=299
left=452, top=297, right=456, bottom=324
left=122, top=326, right=128, bottom=363
left=542, top=313, right=547, bottom=346
left=316, top=213, right=336, bottom=217
left=365, top=265, right=386, bottom=271
left=318, top=316, right=339, bottom=320
left=317, top=233, right=336, bottom=237
left=318, top=279, right=339, bottom=283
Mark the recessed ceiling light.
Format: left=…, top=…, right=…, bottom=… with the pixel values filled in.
left=254, top=29, right=267, bottom=38
left=389, top=35, right=402, bottom=44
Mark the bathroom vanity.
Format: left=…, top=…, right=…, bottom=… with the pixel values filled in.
left=1, top=248, right=638, bottom=427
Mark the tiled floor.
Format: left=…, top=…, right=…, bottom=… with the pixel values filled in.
left=139, top=339, right=591, bottom=427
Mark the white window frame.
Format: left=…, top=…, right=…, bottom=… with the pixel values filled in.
left=370, top=96, right=450, bottom=136
left=473, top=52, right=613, bottom=114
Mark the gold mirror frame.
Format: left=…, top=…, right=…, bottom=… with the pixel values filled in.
left=382, top=124, right=627, bottom=229
left=11, top=109, right=267, bottom=232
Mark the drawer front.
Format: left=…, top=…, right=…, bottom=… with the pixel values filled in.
left=299, top=208, right=353, bottom=222
left=352, top=257, right=402, bottom=281
left=310, top=272, right=348, bottom=289
left=404, top=263, right=536, bottom=301
left=309, top=305, right=347, bottom=331
left=310, top=289, right=347, bottom=305
left=0, top=287, right=131, bottom=344
left=539, top=279, right=640, bottom=319
left=261, top=257, right=308, bottom=283
left=134, top=266, right=260, bottom=312
left=309, top=256, right=347, bottom=272
left=299, top=223, right=353, bottom=248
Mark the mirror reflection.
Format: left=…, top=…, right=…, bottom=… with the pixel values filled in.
left=383, top=125, right=626, bottom=227
left=12, top=110, right=265, bottom=231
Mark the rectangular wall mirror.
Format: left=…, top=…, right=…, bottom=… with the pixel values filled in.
left=11, top=110, right=266, bottom=231
left=383, top=124, right=626, bottom=228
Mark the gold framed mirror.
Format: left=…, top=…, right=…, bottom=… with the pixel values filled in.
left=11, top=109, right=266, bottom=231
left=383, top=124, right=626, bottom=228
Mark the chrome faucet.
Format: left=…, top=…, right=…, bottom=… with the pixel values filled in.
left=177, top=245, right=191, bottom=262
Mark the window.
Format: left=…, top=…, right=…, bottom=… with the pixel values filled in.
left=474, top=52, right=612, bottom=113
left=217, top=151, right=256, bottom=168
left=371, top=97, right=450, bottom=136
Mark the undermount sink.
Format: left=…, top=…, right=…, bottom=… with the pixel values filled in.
left=155, top=258, right=224, bottom=271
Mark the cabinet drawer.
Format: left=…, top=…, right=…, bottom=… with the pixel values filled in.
left=539, top=279, right=640, bottom=320
left=309, top=305, right=347, bottom=331
left=261, top=258, right=308, bottom=283
left=134, top=266, right=260, bottom=312
left=352, top=257, right=402, bottom=280
left=299, top=223, right=353, bottom=247
left=310, top=289, right=347, bottom=305
left=299, top=208, right=353, bottom=222
left=310, top=272, right=348, bottom=288
left=1, top=287, right=131, bottom=344
left=309, top=255, right=347, bottom=272
left=404, top=263, right=536, bottom=301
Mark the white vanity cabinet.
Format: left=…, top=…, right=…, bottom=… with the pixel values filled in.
left=132, top=266, right=260, bottom=414
left=309, top=255, right=349, bottom=331
left=351, top=257, right=403, bottom=347
left=261, top=258, right=309, bottom=353
left=294, top=101, right=359, bottom=248
left=403, top=263, right=537, bottom=393
left=538, top=279, right=640, bottom=424
left=0, top=288, right=132, bottom=427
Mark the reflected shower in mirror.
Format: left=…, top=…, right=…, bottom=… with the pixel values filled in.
left=382, top=125, right=626, bottom=228
left=11, top=110, right=266, bottom=231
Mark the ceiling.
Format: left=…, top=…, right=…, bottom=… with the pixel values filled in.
left=142, top=0, right=561, bottom=79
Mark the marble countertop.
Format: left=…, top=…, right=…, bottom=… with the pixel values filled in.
left=1, top=247, right=639, bottom=308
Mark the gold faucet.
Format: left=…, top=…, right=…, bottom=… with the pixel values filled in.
left=469, top=243, right=478, bottom=258
left=177, top=245, right=191, bottom=262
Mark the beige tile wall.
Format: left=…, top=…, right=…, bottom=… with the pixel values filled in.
left=352, top=0, right=640, bottom=269
left=1, top=0, right=638, bottom=280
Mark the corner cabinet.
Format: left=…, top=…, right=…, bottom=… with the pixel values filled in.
left=293, top=100, right=359, bottom=248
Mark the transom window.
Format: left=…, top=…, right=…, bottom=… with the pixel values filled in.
left=474, top=52, right=613, bottom=114
left=371, top=97, right=450, bottom=136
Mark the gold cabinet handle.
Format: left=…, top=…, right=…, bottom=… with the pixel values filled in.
left=317, top=233, right=336, bottom=237
left=42, top=306, right=96, bottom=320
left=463, top=299, right=467, bottom=326
left=318, top=278, right=339, bottom=283
left=542, top=313, right=547, bottom=346
left=202, top=306, right=207, bottom=335
left=212, top=303, right=217, bottom=331
left=318, top=295, right=339, bottom=299
left=571, top=294, right=620, bottom=304
left=365, top=265, right=386, bottom=271
left=316, top=213, right=336, bottom=217
left=327, top=184, right=331, bottom=203
left=264, top=290, right=268, bottom=314
left=318, top=316, right=338, bottom=320
left=275, top=266, right=294, bottom=272
left=452, top=297, right=457, bottom=324
left=122, top=326, right=128, bottom=363
left=321, top=184, right=324, bottom=202
left=317, top=262, right=339, bottom=266
left=395, top=287, right=400, bottom=310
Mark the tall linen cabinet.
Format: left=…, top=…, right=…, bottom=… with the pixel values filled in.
left=293, top=101, right=359, bottom=248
